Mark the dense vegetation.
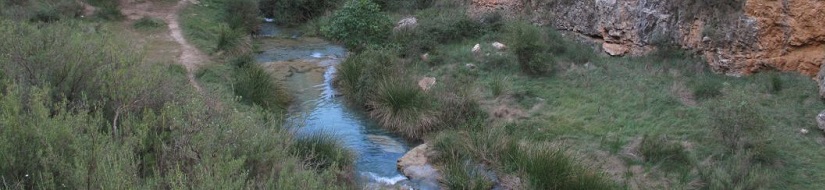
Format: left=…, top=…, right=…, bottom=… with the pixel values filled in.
left=0, top=0, right=354, bottom=189
left=2, top=0, right=824, bottom=189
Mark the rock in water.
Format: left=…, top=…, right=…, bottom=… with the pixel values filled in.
left=418, top=77, right=436, bottom=91
left=397, top=144, right=441, bottom=188
left=366, top=135, right=406, bottom=153
left=492, top=42, right=507, bottom=50
left=602, top=43, right=629, bottom=56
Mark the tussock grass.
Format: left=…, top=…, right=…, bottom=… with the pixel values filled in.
left=291, top=133, right=355, bottom=170
left=368, top=77, right=440, bottom=139
left=133, top=17, right=166, bottom=30
left=640, top=134, right=690, bottom=170
left=233, top=64, right=291, bottom=112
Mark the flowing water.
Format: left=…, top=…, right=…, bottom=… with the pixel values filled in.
left=255, top=22, right=435, bottom=189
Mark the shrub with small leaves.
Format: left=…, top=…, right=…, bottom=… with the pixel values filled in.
left=322, top=0, right=392, bottom=49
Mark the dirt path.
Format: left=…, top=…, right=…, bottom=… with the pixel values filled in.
left=119, top=0, right=221, bottom=109
left=166, top=0, right=209, bottom=93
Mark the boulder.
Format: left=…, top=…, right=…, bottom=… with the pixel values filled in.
left=602, top=43, right=629, bottom=56
left=471, top=44, right=482, bottom=55
left=492, top=42, right=507, bottom=50
left=397, top=144, right=440, bottom=187
left=418, top=77, right=436, bottom=91
left=394, top=17, right=418, bottom=31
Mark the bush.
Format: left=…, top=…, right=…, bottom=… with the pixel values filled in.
left=291, top=133, right=354, bottom=170
left=259, top=0, right=340, bottom=25
left=368, top=77, right=440, bottom=139
left=233, top=64, right=291, bottom=112
left=691, top=79, right=723, bottom=100
left=374, top=0, right=434, bottom=12
left=640, top=134, right=690, bottom=169
left=133, top=17, right=166, bottom=29
left=416, top=9, right=487, bottom=44
left=335, top=48, right=396, bottom=105
left=507, top=22, right=552, bottom=75
left=225, top=0, right=259, bottom=33
left=322, top=0, right=392, bottom=49
left=505, top=144, right=616, bottom=190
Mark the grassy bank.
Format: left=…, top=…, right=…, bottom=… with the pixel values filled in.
left=0, top=0, right=356, bottom=189
left=324, top=0, right=825, bottom=189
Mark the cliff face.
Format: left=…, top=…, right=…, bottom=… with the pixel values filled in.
left=471, top=0, right=824, bottom=77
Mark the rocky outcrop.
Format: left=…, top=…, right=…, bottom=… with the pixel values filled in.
left=471, top=0, right=825, bottom=78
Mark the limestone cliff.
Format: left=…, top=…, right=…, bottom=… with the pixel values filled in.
left=471, top=0, right=824, bottom=77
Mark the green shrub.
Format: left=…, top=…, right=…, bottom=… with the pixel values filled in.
left=260, top=0, right=340, bottom=25
left=335, top=48, right=396, bottom=105
left=708, top=96, right=777, bottom=163
left=374, top=0, right=434, bottom=11
left=416, top=9, right=486, bottom=44
left=233, top=64, right=291, bottom=112
left=291, top=133, right=354, bottom=170
left=26, top=0, right=83, bottom=22
left=225, top=0, right=259, bottom=33
left=133, top=17, right=166, bottom=29
left=692, top=79, right=723, bottom=100
left=368, top=77, right=440, bottom=139
left=507, top=22, right=552, bottom=75
left=322, top=0, right=392, bottom=49
left=640, top=134, right=690, bottom=169
left=442, top=161, right=496, bottom=190
left=506, top=144, right=616, bottom=190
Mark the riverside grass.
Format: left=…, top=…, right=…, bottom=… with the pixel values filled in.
left=331, top=3, right=825, bottom=189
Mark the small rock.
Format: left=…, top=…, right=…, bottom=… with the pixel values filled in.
left=394, top=17, right=418, bottom=31
left=418, top=77, right=436, bottom=91
left=465, top=63, right=477, bottom=69
left=602, top=43, right=629, bottom=56
left=492, top=42, right=507, bottom=50
left=421, top=53, right=429, bottom=62
left=702, top=36, right=711, bottom=42
left=471, top=44, right=481, bottom=55
left=800, top=128, right=810, bottom=134
left=817, top=110, right=825, bottom=131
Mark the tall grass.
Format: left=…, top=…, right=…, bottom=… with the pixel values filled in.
left=291, top=133, right=355, bottom=170
left=368, top=77, right=440, bottom=139
left=233, top=64, right=291, bottom=112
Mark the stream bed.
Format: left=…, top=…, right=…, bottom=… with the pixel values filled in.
left=255, top=23, right=435, bottom=189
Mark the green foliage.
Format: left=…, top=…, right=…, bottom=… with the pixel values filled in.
left=415, top=8, right=489, bottom=44
left=133, top=17, right=166, bottom=30
left=374, top=0, right=433, bottom=12
left=692, top=79, right=723, bottom=100
left=225, top=0, right=259, bottom=33
left=368, top=77, right=440, bottom=139
left=640, top=134, right=690, bottom=169
left=336, top=48, right=396, bottom=105
left=507, top=21, right=552, bottom=75
left=291, top=133, right=355, bottom=170
left=442, top=161, right=496, bottom=190
left=233, top=64, right=291, bottom=112
left=322, top=0, right=392, bottom=49
left=0, top=0, right=82, bottom=22
left=259, top=0, right=340, bottom=25
left=507, top=146, right=616, bottom=190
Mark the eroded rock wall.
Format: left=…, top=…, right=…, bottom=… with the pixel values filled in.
left=471, top=0, right=825, bottom=77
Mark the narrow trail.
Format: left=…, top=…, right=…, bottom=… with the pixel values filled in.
left=165, top=0, right=208, bottom=93
left=119, top=0, right=221, bottom=109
